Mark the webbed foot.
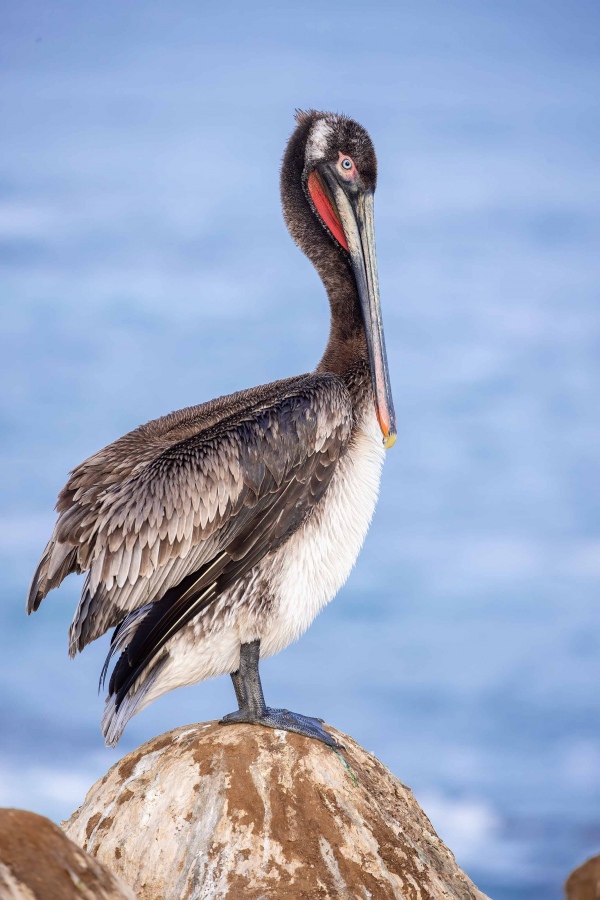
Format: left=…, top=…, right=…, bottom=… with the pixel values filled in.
left=222, top=639, right=343, bottom=749
left=220, top=706, right=342, bottom=748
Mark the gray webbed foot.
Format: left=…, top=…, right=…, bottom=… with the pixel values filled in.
left=220, top=706, right=342, bottom=748
left=222, top=639, right=343, bottom=749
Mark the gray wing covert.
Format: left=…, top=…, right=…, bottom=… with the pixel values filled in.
left=27, top=375, right=353, bottom=656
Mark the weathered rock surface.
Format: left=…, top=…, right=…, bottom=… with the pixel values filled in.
left=0, top=807, right=136, bottom=899
left=64, top=721, right=487, bottom=900
left=566, top=854, right=600, bottom=899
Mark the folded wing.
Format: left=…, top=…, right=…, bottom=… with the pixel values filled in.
left=27, top=374, right=353, bottom=661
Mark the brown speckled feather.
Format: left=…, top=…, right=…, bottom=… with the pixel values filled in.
left=28, top=373, right=352, bottom=655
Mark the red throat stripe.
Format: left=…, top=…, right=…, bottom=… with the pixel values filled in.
left=307, top=171, right=349, bottom=251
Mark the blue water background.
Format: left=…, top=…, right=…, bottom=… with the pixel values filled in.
left=1, top=2, right=600, bottom=897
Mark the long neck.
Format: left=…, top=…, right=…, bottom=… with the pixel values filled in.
left=314, top=245, right=368, bottom=377
left=280, top=118, right=368, bottom=379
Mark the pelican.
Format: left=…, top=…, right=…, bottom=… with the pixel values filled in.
left=28, top=110, right=396, bottom=748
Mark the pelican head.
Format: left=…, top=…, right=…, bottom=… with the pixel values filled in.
left=281, top=110, right=396, bottom=449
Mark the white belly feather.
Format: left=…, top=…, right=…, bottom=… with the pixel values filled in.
left=259, top=402, right=385, bottom=658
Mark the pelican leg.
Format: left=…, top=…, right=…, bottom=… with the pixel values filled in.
left=220, top=640, right=342, bottom=749
left=230, top=669, right=246, bottom=709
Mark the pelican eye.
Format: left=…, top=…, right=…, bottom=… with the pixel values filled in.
left=341, top=158, right=352, bottom=170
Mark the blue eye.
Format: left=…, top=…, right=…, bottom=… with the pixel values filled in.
left=341, top=158, right=352, bottom=170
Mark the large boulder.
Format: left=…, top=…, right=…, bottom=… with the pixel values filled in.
left=64, top=721, right=488, bottom=899
left=565, top=854, right=600, bottom=899
left=0, top=807, right=135, bottom=899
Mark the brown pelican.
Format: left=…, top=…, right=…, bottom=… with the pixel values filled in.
left=27, top=110, right=396, bottom=748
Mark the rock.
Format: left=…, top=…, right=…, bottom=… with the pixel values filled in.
left=64, top=721, right=488, bottom=899
left=565, top=855, right=600, bottom=899
left=0, top=807, right=136, bottom=900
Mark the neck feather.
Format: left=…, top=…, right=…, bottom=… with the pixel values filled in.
left=280, top=117, right=368, bottom=378
left=315, top=253, right=368, bottom=377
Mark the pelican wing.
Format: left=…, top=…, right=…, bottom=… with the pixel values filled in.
left=27, top=374, right=352, bottom=657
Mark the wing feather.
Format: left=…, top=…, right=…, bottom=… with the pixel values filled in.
left=29, top=374, right=353, bottom=661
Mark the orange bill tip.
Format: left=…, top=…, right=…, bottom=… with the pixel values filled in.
left=376, top=406, right=397, bottom=449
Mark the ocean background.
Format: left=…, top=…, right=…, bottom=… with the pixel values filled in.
left=1, top=1, right=599, bottom=896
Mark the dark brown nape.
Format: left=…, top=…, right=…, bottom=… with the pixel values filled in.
left=280, top=112, right=370, bottom=378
